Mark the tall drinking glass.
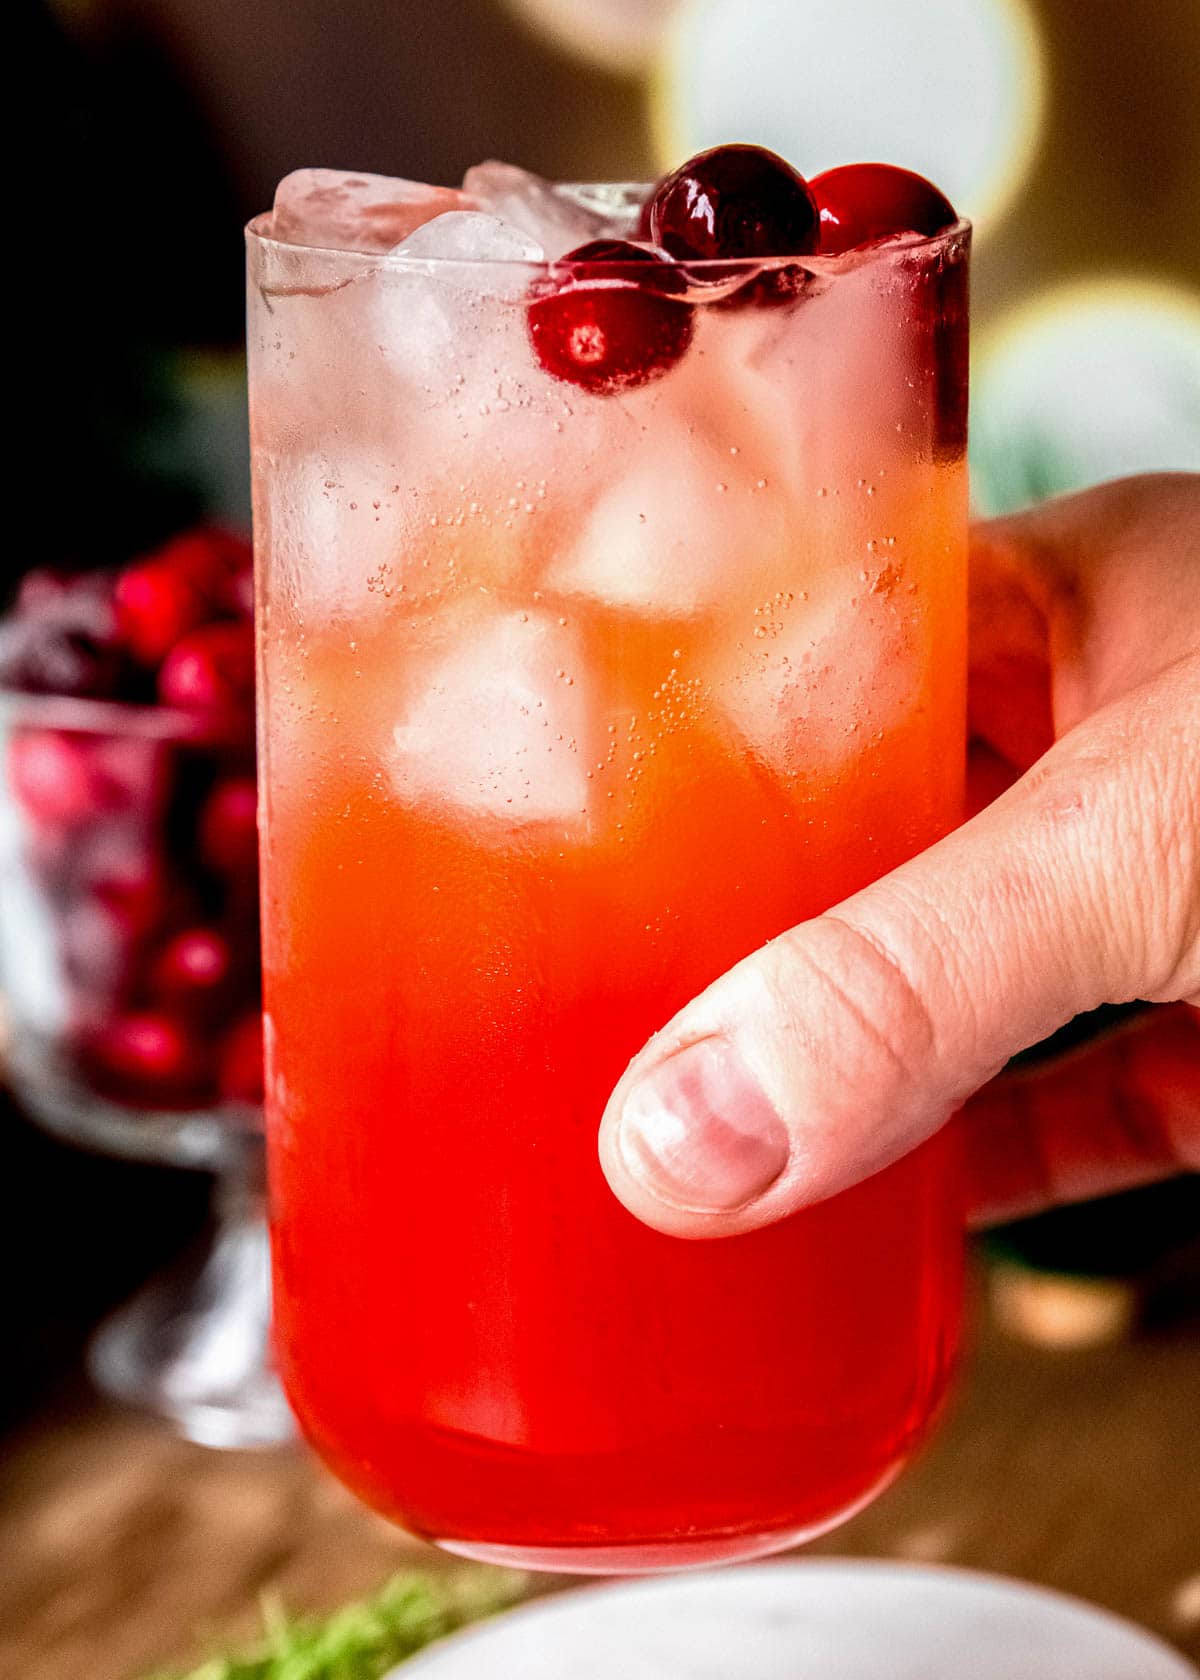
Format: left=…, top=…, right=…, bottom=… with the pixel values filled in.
left=246, top=205, right=970, bottom=1572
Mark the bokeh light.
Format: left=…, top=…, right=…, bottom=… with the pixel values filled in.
left=653, top=0, right=1046, bottom=235
left=972, top=280, right=1200, bottom=513
left=498, top=0, right=683, bottom=74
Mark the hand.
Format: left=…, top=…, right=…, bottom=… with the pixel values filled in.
left=600, top=473, right=1200, bottom=1238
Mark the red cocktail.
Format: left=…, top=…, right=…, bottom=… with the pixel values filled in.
left=248, top=150, right=969, bottom=1570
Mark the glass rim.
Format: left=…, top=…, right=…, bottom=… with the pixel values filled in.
left=244, top=211, right=971, bottom=279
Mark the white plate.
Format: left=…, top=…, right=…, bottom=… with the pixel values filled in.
left=397, top=1560, right=1198, bottom=1679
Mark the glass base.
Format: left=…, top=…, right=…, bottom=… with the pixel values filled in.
left=435, top=1468, right=898, bottom=1575
left=87, top=1169, right=295, bottom=1449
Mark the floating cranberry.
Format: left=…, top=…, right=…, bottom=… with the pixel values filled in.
left=527, top=240, right=694, bottom=395
left=158, top=621, right=255, bottom=718
left=811, top=163, right=957, bottom=254
left=199, top=773, right=259, bottom=881
left=218, top=1010, right=265, bottom=1105
left=648, top=144, right=820, bottom=265
left=152, top=925, right=236, bottom=1025
left=79, top=1010, right=211, bottom=1109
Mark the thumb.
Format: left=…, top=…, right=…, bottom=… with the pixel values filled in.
left=599, top=657, right=1199, bottom=1238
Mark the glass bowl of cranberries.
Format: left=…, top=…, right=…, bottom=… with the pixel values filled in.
left=0, top=527, right=292, bottom=1446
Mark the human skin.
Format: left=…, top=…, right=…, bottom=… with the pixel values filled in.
left=601, top=473, right=1200, bottom=1237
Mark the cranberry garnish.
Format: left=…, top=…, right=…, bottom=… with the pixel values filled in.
left=199, top=774, right=259, bottom=881
left=218, top=1010, right=265, bottom=1105
left=152, top=925, right=236, bottom=1024
left=811, top=163, right=957, bottom=254
left=79, top=1010, right=210, bottom=1109
left=114, top=558, right=210, bottom=667
left=527, top=240, right=694, bottom=395
left=158, top=621, right=255, bottom=718
left=648, top=144, right=820, bottom=264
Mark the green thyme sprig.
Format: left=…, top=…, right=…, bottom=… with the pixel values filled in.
left=143, top=1568, right=527, bottom=1680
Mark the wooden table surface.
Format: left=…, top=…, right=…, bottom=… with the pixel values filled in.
left=2, top=1282, right=1199, bottom=1680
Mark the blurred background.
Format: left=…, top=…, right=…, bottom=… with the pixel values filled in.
left=4, top=1, right=1199, bottom=1676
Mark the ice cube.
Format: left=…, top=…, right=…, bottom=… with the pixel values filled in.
left=270, top=168, right=476, bottom=254
left=389, top=610, right=595, bottom=829
left=663, top=304, right=807, bottom=496
left=269, top=444, right=541, bottom=623
left=362, top=211, right=546, bottom=427
left=712, top=581, right=921, bottom=783
left=556, top=181, right=649, bottom=235
left=266, top=449, right=416, bottom=618
left=542, top=425, right=796, bottom=620
left=387, top=211, right=544, bottom=296
left=462, top=162, right=616, bottom=259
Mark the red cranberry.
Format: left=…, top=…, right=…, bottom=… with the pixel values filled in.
left=199, top=774, right=259, bottom=881
left=152, top=925, right=236, bottom=1024
left=158, top=621, right=255, bottom=718
left=218, top=1010, right=265, bottom=1105
left=648, top=145, right=820, bottom=264
left=79, top=1011, right=211, bottom=1109
left=74, top=825, right=170, bottom=935
left=159, top=527, right=255, bottom=617
left=114, top=558, right=210, bottom=667
left=7, top=731, right=165, bottom=833
left=811, top=163, right=957, bottom=254
left=527, top=240, right=694, bottom=395
left=8, top=730, right=100, bottom=829
left=86, top=735, right=170, bottom=815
